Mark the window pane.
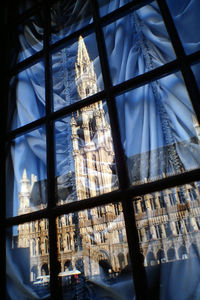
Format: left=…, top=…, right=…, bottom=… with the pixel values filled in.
left=9, top=14, right=43, bottom=67
left=6, top=127, right=47, bottom=217
left=8, top=60, right=45, bottom=130
left=51, top=0, right=93, bottom=44
left=55, top=101, right=118, bottom=203
left=116, top=72, right=200, bottom=185
left=191, top=62, right=200, bottom=92
left=103, top=1, right=176, bottom=86
left=52, top=34, right=103, bottom=111
left=133, top=182, right=200, bottom=299
left=56, top=203, right=134, bottom=299
left=7, top=221, right=50, bottom=299
left=166, top=0, right=200, bottom=55
left=98, top=0, right=132, bottom=17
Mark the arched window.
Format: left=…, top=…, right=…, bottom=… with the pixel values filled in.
left=90, top=233, right=96, bottom=245
left=150, top=197, right=156, bottom=209
left=32, top=239, right=36, bottom=256
left=58, top=216, right=62, bottom=228
left=114, top=203, right=120, bottom=215
left=41, top=264, right=49, bottom=275
left=87, top=209, right=92, bottom=220
left=167, top=248, right=176, bottom=261
left=146, top=251, right=155, bottom=266
left=97, top=206, right=102, bottom=218
left=100, top=231, right=106, bottom=243
left=31, top=222, right=35, bottom=232
left=118, top=253, right=125, bottom=269
left=89, top=120, right=95, bottom=140
left=59, top=235, right=63, bottom=252
left=45, top=219, right=48, bottom=230
left=37, top=238, right=41, bottom=255
left=45, top=237, right=48, bottom=254
left=178, top=245, right=187, bottom=259
left=118, top=229, right=124, bottom=243
left=64, top=260, right=73, bottom=271
left=66, top=234, right=71, bottom=250
left=65, top=215, right=70, bottom=225
left=31, top=266, right=38, bottom=281
left=155, top=225, right=162, bottom=239
left=85, top=87, right=90, bottom=96
left=157, top=249, right=165, bottom=263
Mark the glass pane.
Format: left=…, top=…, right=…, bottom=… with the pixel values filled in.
left=191, top=63, right=200, bottom=92
left=51, top=0, right=93, bottom=44
left=103, top=1, right=176, bottom=86
left=9, top=14, right=43, bottom=67
left=7, top=220, right=50, bottom=299
left=98, top=0, right=132, bottom=17
left=52, top=34, right=103, bottom=111
left=55, top=101, right=118, bottom=204
left=8, top=60, right=45, bottom=130
left=6, top=127, right=47, bottom=217
left=166, top=0, right=200, bottom=55
left=116, top=71, right=200, bottom=185
left=56, top=203, right=134, bottom=299
left=133, top=182, right=200, bottom=299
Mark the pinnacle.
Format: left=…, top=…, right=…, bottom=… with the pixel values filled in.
left=22, top=168, right=28, bottom=180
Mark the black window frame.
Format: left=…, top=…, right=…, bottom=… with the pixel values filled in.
left=1, top=0, right=200, bottom=299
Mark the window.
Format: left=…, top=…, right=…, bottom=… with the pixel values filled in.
left=2, top=0, right=200, bottom=299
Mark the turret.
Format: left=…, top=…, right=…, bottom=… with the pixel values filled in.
left=18, top=169, right=31, bottom=213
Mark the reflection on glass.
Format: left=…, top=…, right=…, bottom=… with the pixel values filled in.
left=8, top=61, right=45, bottom=130
left=6, top=127, right=47, bottom=217
left=55, top=100, right=118, bottom=203
left=133, top=182, right=200, bottom=299
left=191, top=63, right=200, bottom=92
left=56, top=204, right=134, bottom=299
left=116, top=72, right=200, bottom=185
left=166, top=0, right=200, bottom=55
left=98, top=0, right=132, bottom=17
left=6, top=221, right=50, bottom=299
left=103, top=1, right=176, bottom=86
left=52, top=34, right=103, bottom=111
left=9, top=14, right=43, bottom=67
left=51, top=0, right=92, bottom=44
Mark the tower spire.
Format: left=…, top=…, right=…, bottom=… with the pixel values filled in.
left=75, top=35, right=97, bottom=99
left=19, top=168, right=31, bottom=212
left=71, top=35, right=115, bottom=200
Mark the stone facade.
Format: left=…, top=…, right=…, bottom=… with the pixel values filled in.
left=134, top=184, right=200, bottom=266
left=18, top=169, right=128, bottom=281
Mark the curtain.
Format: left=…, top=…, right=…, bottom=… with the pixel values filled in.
left=7, top=1, right=200, bottom=299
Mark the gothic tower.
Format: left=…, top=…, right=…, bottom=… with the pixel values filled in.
left=71, top=35, right=116, bottom=200
left=18, top=169, right=31, bottom=215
